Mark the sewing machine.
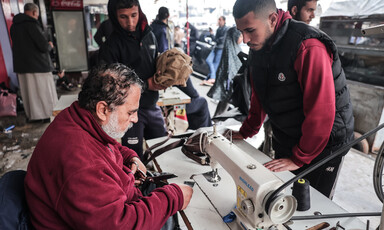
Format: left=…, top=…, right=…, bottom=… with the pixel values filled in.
left=146, top=128, right=369, bottom=229
left=199, top=128, right=296, bottom=229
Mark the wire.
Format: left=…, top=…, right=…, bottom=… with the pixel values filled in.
left=265, top=123, right=384, bottom=214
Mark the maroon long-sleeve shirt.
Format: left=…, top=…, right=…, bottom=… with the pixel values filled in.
left=239, top=10, right=336, bottom=167
left=25, top=102, right=183, bottom=229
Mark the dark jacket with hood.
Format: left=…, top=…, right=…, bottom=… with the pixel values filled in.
left=10, top=13, right=53, bottom=73
left=98, top=0, right=159, bottom=109
left=151, top=19, right=168, bottom=53
left=240, top=10, right=354, bottom=167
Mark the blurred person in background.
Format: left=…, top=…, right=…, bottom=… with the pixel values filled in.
left=207, top=26, right=243, bottom=116
left=202, top=16, right=229, bottom=86
left=288, top=0, right=318, bottom=24
left=174, top=25, right=185, bottom=48
left=10, top=3, right=57, bottom=123
left=184, top=22, right=199, bottom=56
left=151, top=6, right=172, bottom=53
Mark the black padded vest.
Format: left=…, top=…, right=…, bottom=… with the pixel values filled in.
left=249, top=19, right=354, bottom=156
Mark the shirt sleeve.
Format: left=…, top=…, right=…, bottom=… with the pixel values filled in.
left=290, top=38, right=335, bottom=167
left=56, top=166, right=184, bottom=229
left=118, top=144, right=139, bottom=165
left=239, top=73, right=267, bottom=138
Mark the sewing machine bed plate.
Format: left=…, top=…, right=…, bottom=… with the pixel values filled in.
left=147, top=137, right=367, bottom=230
left=192, top=168, right=366, bottom=229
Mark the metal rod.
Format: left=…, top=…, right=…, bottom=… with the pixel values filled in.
left=291, top=212, right=381, bottom=220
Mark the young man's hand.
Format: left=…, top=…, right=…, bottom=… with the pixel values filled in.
left=147, top=75, right=167, bottom=91
left=223, top=129, right=244, bottom=140
left=264, top=158, right=300, bottom=172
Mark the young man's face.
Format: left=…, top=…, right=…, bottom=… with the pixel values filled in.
left=117, top=6, right=139, bottom=32
left=296, top=0, right=317, bottom=24
left=235, top=11, right=275, bottom=51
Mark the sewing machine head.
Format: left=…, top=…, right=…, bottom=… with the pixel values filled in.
left=199, top=128, right=297, bottom=229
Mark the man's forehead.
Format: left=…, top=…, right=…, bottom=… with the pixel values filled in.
left=235, top=11, right=260, bottom=30
left=117, top=6, right=138, bottom=14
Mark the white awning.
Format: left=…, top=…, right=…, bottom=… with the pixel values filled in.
left=322, top=0, right=384, bottom=17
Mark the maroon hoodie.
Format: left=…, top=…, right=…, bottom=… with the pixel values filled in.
left=240, top=10, right=336, bottom=167
left=25, top=102, right=183, bottom=229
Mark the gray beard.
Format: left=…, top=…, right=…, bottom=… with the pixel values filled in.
left=101, top=112, right=133, bottom=139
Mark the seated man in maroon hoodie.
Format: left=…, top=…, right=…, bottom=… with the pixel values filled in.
left=24, top=63, right=193, bottom=229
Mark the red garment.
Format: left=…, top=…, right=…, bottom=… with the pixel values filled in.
left=240, top=10, right=335, bottom=167
left=25, top=102, right=183, bottom=230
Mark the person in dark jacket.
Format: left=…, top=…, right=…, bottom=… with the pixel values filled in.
left=99, top=0, right=168, bottom=159
left=202, top=16, right=229, bottom=85
left=10, top=3, right=57, bottom=122
left=94, top=19, right=114, bottom=47
left=150, top=7, right=170, bottom=53
left=230, top=0, right=354, bottom=199
left=176, top=78, right=212, bottom=130
left=184, top=22, right=198, bottom=56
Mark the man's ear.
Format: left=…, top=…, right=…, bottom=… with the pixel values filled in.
left=33, top=10, right=39, bottom=19
left=291, top=6, right=298, bottom=16
left=269, top=12, right=278, bottom=28
left=95, top=101, right=109, bottom=123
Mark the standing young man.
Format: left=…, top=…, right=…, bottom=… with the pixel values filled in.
left=288, top=0, right=318, bottom=24
left=99, top=0, right=167, bottom=159
left=231, top=0, right=354, bottom=199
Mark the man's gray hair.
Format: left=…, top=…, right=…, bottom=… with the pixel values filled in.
left=78, top=63, right=144, bottom=112
left=233, top=0, right=276, bottom=19
left=24, top=3, right=39, bottom=12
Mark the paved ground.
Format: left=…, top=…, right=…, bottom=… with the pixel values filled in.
left=0, top=74, right=382, bottom=229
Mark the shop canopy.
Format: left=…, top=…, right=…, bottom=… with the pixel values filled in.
left=322, top=0, right=384, bottom=17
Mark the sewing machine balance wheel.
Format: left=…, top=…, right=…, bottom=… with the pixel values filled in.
left=373, top=141, right=384, bottom=202
left=266, top=194, right=297, bottom=224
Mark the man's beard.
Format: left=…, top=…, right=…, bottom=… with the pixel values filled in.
left=102, top=111, right=133, bottom=139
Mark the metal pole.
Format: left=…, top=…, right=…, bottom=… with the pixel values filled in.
left=186, top=0, right=190, bottom=56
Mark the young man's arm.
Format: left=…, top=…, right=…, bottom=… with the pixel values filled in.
left=291, top=38, right=336, bottom=167
left=239, top=73, right=267, bottom=139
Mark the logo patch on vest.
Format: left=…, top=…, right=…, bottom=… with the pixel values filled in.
left=127, top=137, right=139, bottom=145
left=278, top=73, right=286, bottom=81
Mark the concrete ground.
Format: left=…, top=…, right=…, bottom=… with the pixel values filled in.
left=0, top=74, right=382, bottom=229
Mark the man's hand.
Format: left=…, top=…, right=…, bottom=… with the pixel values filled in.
left=129, top=157, right=147, bottom=175
left=263, top=158, right=300, bottom=172
left=147, top=75, right=167, bottom=91
left=48, top=41, right=54, bottom=48
left=177, top=184, right=193, bottom=210
left=223, top=129, right=244, bottom=140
